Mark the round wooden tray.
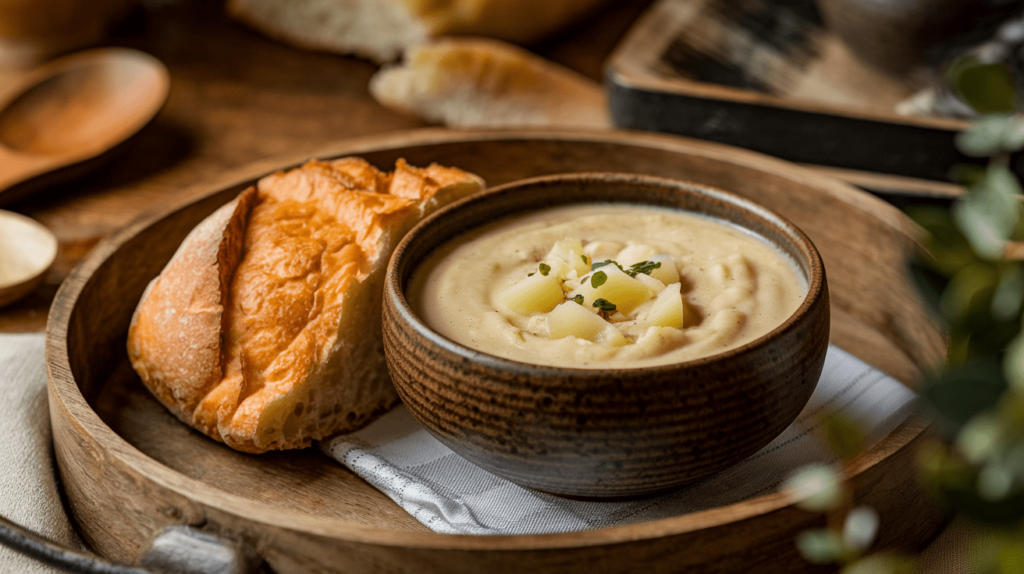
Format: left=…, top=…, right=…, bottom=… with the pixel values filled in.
left=46, top=129, right=947, bottom=573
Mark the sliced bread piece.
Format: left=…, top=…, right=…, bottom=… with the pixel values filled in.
left=369, top=38, right=610, bottom=129
left=225, top=0, right=607, bottom=63
left=128, top=158, right=483, bottom=453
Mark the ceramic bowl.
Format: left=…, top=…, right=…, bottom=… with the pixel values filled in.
left=382, top=173, right=830, bottom=498
left=0, top=209, right=56, bottom=307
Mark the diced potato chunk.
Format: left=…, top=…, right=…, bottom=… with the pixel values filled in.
left=583, top=241, right=622, bottom=262
left=616, top=244, right=657, bottom=267
left=597, top=325, right=628, bottom=347
left=547, top=238, right=590, bottom=276
left=635, top=272, right=666, bottom=293
left=648, top=254, right=679, bottom=285
left=642, top=282, right=683, bottom=329
left=499, top=272, right=564, bottom=315
left=548, top=301, right=608, bottom=340
left=571, top=265, right=653, bottom=315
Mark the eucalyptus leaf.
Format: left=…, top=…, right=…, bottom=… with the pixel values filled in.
left=921, top=359, right=1007, bottom=436
left=783, top=464, right=844, bottom=512
left=795, top=529, right=846, bottom=564
left=1005, top=115, right=1024, bottom=152
left=950, top=163, right=991, bottom=187
left=1006, top=441, right=1024, bottom=475
left=820, top=413, right=866, bottom=461
left=947, top=56, right=1018, bottom=114
left=1003, top=332, right=1024, bottom=393
left=842, top=506, right=879, bottom=553
left=978, top=461, right=1014, bottom=501
left=908, top=260, right=948, bottom=318
left=992, top=264, right=1024, bottom=321
left=955, top=200, right=1009, bottom=259
left=957, top=115, right=1015, bottom=157
left=953, top=165, right=1023, bottom=259
left=939, top=263, right=1000, bottom=323
left=922, top=441, right=1024, bottom=526
left=957, top=413, right=1002, bottom=465
left=905, top=205, right=974, bottom=275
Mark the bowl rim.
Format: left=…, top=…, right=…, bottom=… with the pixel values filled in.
left=386, top=171, right=827, bottom=376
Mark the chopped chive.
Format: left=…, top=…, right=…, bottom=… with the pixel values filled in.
left=591, top=271, right=607, bottom=288
left=581, top=254, right=588, bottom=264
left=539, top=263, right=551, bottom=276
left=593, top=298, right=616, bottom=311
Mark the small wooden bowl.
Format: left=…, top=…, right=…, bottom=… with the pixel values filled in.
left=0, top=209, right=56, bottom=307
left=383, top=173, right=830, bottom=498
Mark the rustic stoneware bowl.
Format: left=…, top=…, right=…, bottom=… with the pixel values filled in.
left=382, top=173, right=830, bottom=498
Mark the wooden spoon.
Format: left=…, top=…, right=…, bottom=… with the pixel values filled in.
left=0, top=47, right=169, bottom=201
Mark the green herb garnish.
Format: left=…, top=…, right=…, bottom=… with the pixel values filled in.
left=592, top=298, right=616, bottom=312
left=581, top=254, right=588, bottom=264
left=591, top=271, right=607, bottom=288
left=572, top=294, right=584, bottom=305
left=539, top=263, right=551, bottom=276
left=592, top=259, right=627, bottom=276
left=627, top=260, right=662, bottom=278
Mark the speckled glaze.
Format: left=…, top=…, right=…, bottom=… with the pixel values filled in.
left=383, top=173, right=829, bottom=498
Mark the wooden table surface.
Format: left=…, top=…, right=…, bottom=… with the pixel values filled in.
left=0, top=0, right=654, bottom=333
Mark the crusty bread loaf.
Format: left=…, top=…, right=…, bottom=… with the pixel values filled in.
left=370, top=38, right=610, bottom=129
left=127, top=158, right=483, bottom=453
left=225, top=0, right=607, bottom=63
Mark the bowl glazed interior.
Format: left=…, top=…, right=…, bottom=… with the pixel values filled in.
left=383, top=172, right=830, bottom=498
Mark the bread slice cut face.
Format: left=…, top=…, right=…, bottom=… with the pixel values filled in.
left=127, top=158, right=483, bottom=453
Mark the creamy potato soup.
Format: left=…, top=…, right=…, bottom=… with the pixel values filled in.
left=408, top=204, right=806, bottom=368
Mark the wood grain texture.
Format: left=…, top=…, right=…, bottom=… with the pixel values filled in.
left=47, top=130, right=946, bottom=572
left=604, top=0, right=1016, bottom=189
left=383, top=173, right=830, bottom=497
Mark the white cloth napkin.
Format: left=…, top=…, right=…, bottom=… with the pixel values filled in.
left=0, top=333, right=84, bottom=573
left=323, top=344, right=917, bottom=535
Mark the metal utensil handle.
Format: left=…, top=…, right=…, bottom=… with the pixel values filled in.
left=0, top=512, right=150, bottom=573
left=0, top=512, right=265, bottom=573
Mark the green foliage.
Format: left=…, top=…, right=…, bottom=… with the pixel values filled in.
left=783, top=463, right=844, bottom=512
left=796, top=529, right=848, bottom=564
left=920, top=360, right=1007, bottom=437
left=905, top=56, right=1024, bottom=548
left=947, top=56, right=1017, bottom=115
left=821, top=413, right=867, bottom=461
left=793, top=55, right=1024, bottom=573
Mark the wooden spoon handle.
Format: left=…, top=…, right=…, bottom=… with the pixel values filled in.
left=0, top=146, right=59, bottom=193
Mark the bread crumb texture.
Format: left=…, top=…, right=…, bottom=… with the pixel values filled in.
left=128, top=157, right=483, bottom=453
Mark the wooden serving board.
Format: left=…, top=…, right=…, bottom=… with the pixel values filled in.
left=46, top=129, right=946, bottom=573
left=606, top=0, right=990, bottom=201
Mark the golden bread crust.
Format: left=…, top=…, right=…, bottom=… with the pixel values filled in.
left=128, top=158, right=483, bottom=452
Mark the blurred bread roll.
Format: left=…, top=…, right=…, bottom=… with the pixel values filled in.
left=370, top=38, right=609, bottom=129
left=226, top=0, right=608, bottom=63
